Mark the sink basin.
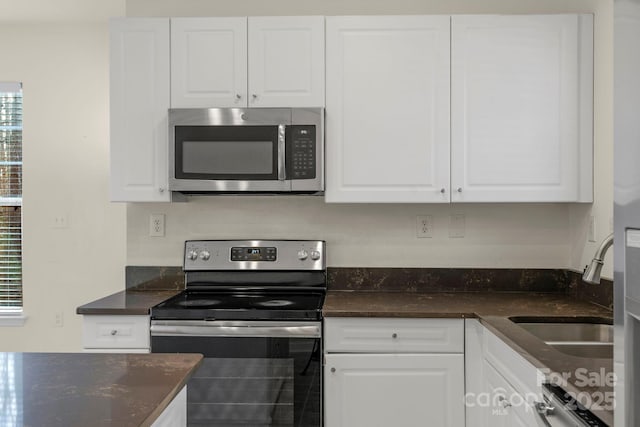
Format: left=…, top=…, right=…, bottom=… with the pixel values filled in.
left=509, top=316, right=613, bottom=359
left=547, top=343, right=613, bottom=359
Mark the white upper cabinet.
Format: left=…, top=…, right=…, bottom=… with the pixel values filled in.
left=110, top=18, right=171, bottom=202
left=451, top=14, right=593, bottom=202
left=171, top=16, right=325, bottom=108
left=326, top=14, right=593, bottom=204
left=248, top=16, right=325, bottom=107
left=325, top=16, right=451, bottom=203
left=171, top=18, right=247, bottom=108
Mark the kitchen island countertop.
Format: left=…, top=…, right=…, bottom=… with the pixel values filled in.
left=0, top=352, right=202, bottom=427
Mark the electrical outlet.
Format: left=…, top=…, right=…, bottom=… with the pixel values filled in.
left=416, top=215, right=433, bottom=238
left=54, top=312, right=64, bottom=327
left=149, top=214, right=165, bottom=237
left=449, top=214, right=465, bottom=238
left=52, top=213, right=69, bottom=229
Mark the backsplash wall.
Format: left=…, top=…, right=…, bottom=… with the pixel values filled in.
left=127, top=198, right=575, bottom=268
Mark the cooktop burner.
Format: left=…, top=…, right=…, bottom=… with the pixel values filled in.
left=152, top=290, right=325, bottom=321
left=256, top=299, right=294, bottom=307
left=175, top=299, right=222, bottom=308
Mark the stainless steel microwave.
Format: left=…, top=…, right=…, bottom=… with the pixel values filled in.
left=168, top=108, right=324, bottom=194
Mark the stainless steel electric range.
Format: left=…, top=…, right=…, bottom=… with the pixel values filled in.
left=151, top=240, right=326, bottom=427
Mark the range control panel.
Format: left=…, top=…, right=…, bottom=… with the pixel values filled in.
left=184, top=240, right=325, bottom=271
left=231, top=246, right=277, bottom=262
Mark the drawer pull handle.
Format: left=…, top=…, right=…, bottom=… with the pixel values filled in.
left=330, top=367, right=336, bottom=373
left=392, top=333, right=398, bottom=339
left=110, top=330, right=118, bottom=336
left=498, top=396, right=511, bottom=408
left=534, top=401, right=555, bottom=416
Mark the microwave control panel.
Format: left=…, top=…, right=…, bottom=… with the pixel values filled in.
left=288, top=125, right=316, bottom=180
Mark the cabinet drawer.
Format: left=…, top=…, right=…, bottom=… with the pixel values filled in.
left=82, top=315, right=150, bottom=349
left=324, top=317, right=463, bottom=353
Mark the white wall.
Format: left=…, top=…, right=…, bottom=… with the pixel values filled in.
left=128, top=200, right=573, bottom=268
left=126, top=0, right=614, bottom=279
left=0, top=0, right=127, bottom=352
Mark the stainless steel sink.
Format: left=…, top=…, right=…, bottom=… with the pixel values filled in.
left=547, top=343, right=613, bottom=358
left=509, top=316, right=613, bottom=359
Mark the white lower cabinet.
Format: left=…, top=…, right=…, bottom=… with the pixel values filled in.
left=324, top=318, right=465, bottom=427
left=325, top=353, right=464, bottom=427
left=151, top=386, right=187, bottom=427
left=81, top=315, right=150, bottom=353
left=465, top=319, right=543, bottom=427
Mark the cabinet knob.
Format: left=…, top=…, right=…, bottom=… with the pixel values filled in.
left=498, top=396, right=511, bottom=408
left=158, top=187, right=165, bottom=193
left=392, top=333, right=398, bottom=339
left=110, top=330, right=118, bottom=336
left=251, top=94, right=258, bottom=102
left=330, top=367, right=336, bottom=373
left=440, top=188, right=445, bottom=194
left=534, top=401, right=555, bottom=415
left=457, top=187, right=462, bottom=193
left=235, top=94, right=242, bottom=100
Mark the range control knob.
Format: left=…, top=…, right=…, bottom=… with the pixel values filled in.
left=187, top=250, right=198, bottom=261
left=199, top=250, right=211, bottom=261
left=310, top=250, right=321, bottom=261
left=297, top=250, right=309, bottom=261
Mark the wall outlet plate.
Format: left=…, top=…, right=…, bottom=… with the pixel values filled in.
left=416, top=215, right=433, bottom=238
left=149, top=213, right=165, bottom=237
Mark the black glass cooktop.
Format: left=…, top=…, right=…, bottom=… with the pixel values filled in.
left=151, top=290, right=325, bottom=321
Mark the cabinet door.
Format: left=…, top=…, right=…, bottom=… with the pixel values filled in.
left=482, top=360, right=515, bottom=427
left=483, top=360, right=540, bottom=427
left=324, top=353, right=464, bottom=427
left=325, top=16, right=451, bottom=203
left=171, top=17, right=247, bottom=108
left=451, top=15, right=593, bottom=202
left=248, top=16, right=324, bottom=107
left=110, top=18, right=171, bottom=202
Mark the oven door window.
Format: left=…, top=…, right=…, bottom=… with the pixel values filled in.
left=175, top=126, right=279, bottom=180
left=152, top=336, right=321, bottom=426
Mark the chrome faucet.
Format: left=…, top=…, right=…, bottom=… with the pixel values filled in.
left=582, top=233, right=614, bottom=284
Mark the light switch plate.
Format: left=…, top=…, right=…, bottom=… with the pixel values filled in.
left=449, top=214, right=465, bottom=238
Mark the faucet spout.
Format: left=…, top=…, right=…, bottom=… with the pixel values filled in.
left=582, top=233, right=613, bottom=284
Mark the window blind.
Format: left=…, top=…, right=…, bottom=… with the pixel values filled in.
left=0, top=82, right=22, bottom=310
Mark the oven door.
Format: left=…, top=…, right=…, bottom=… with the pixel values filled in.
left=169, top=108, right=292, bottom=192
left=151, top=320, right=322, bottom=427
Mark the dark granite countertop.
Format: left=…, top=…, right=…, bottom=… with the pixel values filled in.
left=76, top=290, right=182, bottom=315
left=0, top=352, right=202, bottom=427
left=324, top=291, right=613, bottom=425
left=323, top=291, right=610, bottom=318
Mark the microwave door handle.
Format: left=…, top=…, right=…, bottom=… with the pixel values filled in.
left=277, top=124, right=286, bottom=181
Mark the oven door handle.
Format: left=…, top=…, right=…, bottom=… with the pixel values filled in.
left=150, top=321, right=321, bottom=338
